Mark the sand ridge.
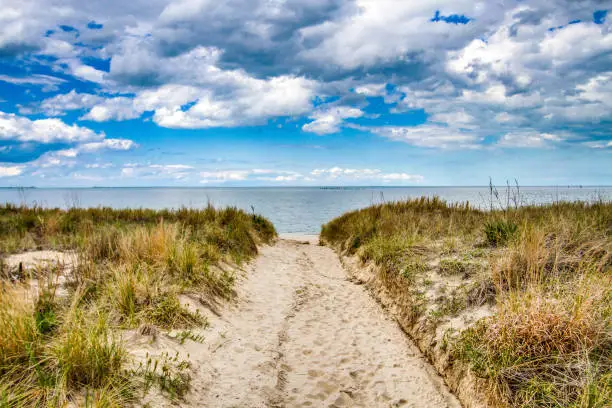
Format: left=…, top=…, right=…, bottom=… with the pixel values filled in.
left=188, top=236, right=461, bottom=408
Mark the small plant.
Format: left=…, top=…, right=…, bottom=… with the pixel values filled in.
left=483, top=219, right=518, bottom=246
left=400, top=259, right=427, bottom=281
left=34, top=295, right=58, bottom=334
left=136, top=351, right=192, bottom=400
left=439, top=258, right=470, bottom=276
left=144, top=292, right=205, bottom=329
left=169, top=330, right=206, bottom=345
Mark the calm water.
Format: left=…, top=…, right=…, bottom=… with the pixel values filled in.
left=1, top=186, right=610, bottom=234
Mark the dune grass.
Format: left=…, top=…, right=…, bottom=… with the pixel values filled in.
left=0, top=204, right=276, bottom=406
left=321, top=196, right=611, bottom=407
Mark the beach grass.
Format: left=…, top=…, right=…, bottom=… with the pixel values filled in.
left=0, top=204, right=276, bottom=406
left=321, top=196, right=611, bottom=407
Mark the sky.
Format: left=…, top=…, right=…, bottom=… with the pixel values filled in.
left=0, top=0, right=611, bottom=187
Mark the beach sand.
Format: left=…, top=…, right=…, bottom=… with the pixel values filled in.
left=165, top=237, right=461, bottom=407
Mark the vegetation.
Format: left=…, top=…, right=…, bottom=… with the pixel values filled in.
left=0, top=204, right=276, bottom=406
left=321, top=196, right=611, bottom=407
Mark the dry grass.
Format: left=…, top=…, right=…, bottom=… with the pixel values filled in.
left=321, top=196, right=611, bottom=407
left=0, top=204, right=276, bottom=406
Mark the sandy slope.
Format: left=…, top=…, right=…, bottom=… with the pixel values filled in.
left=186, top=236, right=461, bottom=408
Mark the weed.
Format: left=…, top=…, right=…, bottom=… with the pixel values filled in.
left=144, top=292, right=205, bottom=329
left=136, top=352, right=192, bottom=400
left=169, top=330, right=206, bottom=345
left=439, top=258, right=474, bottom=276
left=484, top=219, right=518, bottom=247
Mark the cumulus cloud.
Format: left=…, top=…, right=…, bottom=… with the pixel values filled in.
left=36, top=90, right=105, bottom=116
left=80, top=97, right=141, bottom=121
left=39, top=50, right=318, bottom=127
left=298, top=1, right=497, bottom=70
left=0, top=111, right=103, bottom=143
left=0, top=110, right=137, bottom=176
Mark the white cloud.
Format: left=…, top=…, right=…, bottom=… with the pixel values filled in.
left=121, top=163, right=195, bottom=180
left=354, top=83, right=387, bottom=97
left=0, top=111, right=103, bottom=143
left=380, top=173, right=424, bottom=182
left=0, top=74, right=66, bottom=91
left=370, top=125, right=482, bottom=149
left=0, top=165, right=25, bottom=177
left=199, top=168, right=305, bottom=184
left=70, top=63, right=107, bottom=84
left=41, top=49, right=319, bottom=128
left=31, top=138, right=136, bottom=169
left=497, top=131, right=564, bottom=148
left=303, top=106, right=363, bottom=135
left=81, top=97, right=141, bottom=121
left=38, top=90, right=105, bottom=116
left=200, top=170, right=254, bottom=183
left=583, top=140, right=612, bottom=149
left=299, top=1, right=494, bottom=69
left=311, top=167, right=423, bottom=182
left=85, top=162, right=114, bottom=169
left=429, top=110, right=476, bottom=127
left=79, top=138, right=137, bottom=152
left=149, top=74, right=317, bottom=129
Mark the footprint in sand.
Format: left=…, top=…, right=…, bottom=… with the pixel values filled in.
left=187, top=238, right=461, bottom=408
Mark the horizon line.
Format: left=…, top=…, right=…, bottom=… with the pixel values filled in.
left=1, top=185, right=611, bottom=189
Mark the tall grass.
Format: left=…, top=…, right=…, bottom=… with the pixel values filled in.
left=0, top=204, right=276, bottom=405
left=321, top=197, right=611, bottom=407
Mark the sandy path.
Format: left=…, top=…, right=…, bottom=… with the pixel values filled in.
left=190, top=237, right=461, bottom=408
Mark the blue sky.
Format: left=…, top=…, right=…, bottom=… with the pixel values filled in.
left=0, top=1, right=610, bottom=187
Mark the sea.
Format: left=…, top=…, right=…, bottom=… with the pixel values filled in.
left=0, top=186, right=610, bottom=234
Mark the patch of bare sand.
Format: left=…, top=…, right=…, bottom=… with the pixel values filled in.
left=2, top=250, right=76, bottom=300
left=160, top=238, right=462, bottom=408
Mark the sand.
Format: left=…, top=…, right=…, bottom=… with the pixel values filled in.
left=3, top=250, right=76, bottom=300
left=179, top=236, right=461, bottom=407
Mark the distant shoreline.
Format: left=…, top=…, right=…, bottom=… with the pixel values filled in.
left=1, top=185, right=611, bottom=189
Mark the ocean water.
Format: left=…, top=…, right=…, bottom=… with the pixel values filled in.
left=0, top=186, right=609, bottom=234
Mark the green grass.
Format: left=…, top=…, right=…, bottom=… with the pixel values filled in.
left=0, top=204, right=276, bottom=406
left=321, top=196, right=611, bottom=407
left=483, top=219, right=518, bottom=247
